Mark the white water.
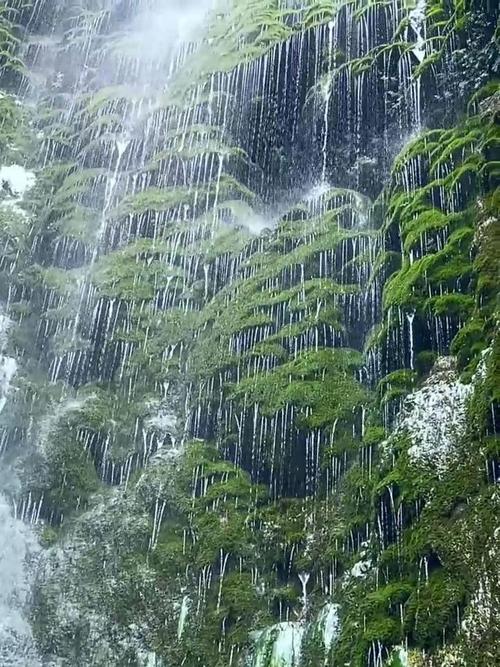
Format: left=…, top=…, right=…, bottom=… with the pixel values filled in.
left=0, top=497, right=41, bottom=667
left=396, top=357, right=473, bottom=474
left=0, top=165, right=36, bottom=198
left=317, top=603, right=340, bottom=658
left=251, top=603, right=339, bottom=666
left=409, top=0, right=427, bottom=63
left=253, top=622, right=305, bottom=667
left=0, top=310, right=16, bottom=429
left=298, top=572, right=310, bottom=611
left=0, top=164, right=36, bottom=219
left=0, top=356, right=16, bottom=414
left=177, top=595, right=189, bottom=640
left=0, top=314, right=41, bottom=666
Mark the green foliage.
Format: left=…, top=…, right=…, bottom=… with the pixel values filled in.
left=229, top=348, right=367, bottom=427
left=363, top=426, right=386, bottom=446
left=414, top=350, right=437, bottom=376
left=0, top=4, right=25, bottom=78
left=0, top=94, right=32, bottom=159
left=43, top=432, right=101, bottom=516
left=405, top=570, right=466, bottom=647
left=378, top=369, right=418, bottom=405
left=3, top=4, right=499, bottom=667
left=93, top=240, right=183, bottom=301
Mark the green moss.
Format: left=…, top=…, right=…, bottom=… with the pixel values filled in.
left=228, top=348, right=367, bottom=427
left=402, top=208, right=449, bottom=253
left=414, top=350, right=437, bottom=376
left=425, top=293, right=474, bottom=318
left=364, top=616, right=403, bottom=644
left=405, top=570, right=466, bottom=648
left=384, top=225, right=474, bottom=310
left=43, top=435, right=101, bottom=517
left=39, top=525, right=60, bottom=547
left=451, top=320, right=486, bottom=371
left=363, top=426, right=386, bottom=446
left=93, top=240, right=183, bottom=301
left=468, top=341, right=500, bottom=435
left=378, top=370, right=418, bottom=406
left=467, top=80, right=500, bottom=112
left=149, top=534, right=186, bottom=587
left=0, top=93, right=33, bottom=159
left=118, top=175, right=255, bottom=219
left=6, top=8, right=499, bottom=666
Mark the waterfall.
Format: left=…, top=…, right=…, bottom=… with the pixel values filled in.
left=0, top=497, right=41, bottom=667
left=0, top=314, right=41, bottom=666
left=0, top=0, right=497, bottom=665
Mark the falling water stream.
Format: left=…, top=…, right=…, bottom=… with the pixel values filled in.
left=1, top=2, right=217, bottom=663
left=0, top=0, right=497, bottom=665
left=2, top=0, right=422, bottom=661
left=0, top=311, right=41, bottom=666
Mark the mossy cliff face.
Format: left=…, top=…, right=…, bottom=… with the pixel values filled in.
left=0, top=0, right=498, bottom=666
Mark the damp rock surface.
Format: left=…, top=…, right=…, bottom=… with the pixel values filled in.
left=396, top=357, right=474, bottom=473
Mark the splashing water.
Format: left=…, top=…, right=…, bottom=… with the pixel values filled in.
left=0, top=314, right=41, bottom=666
left=0, top=497, right=41, bottom=667
left=1, top=0, right=485, bottom=664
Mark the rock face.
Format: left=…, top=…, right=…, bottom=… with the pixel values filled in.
left=394, top=357, right=474, bottom=474
left=0, top=1, right=498, bottom=666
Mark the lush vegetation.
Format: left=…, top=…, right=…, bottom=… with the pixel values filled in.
left=0, top=0, right=498, bottom=666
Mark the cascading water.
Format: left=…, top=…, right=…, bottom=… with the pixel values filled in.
left=0, top=0, right=498, bottom=665
left=0, top=141, right=39, bottom=664
left=0, top=496, right=41, bottom=667
left=0, top=311, right=41, bottom=667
